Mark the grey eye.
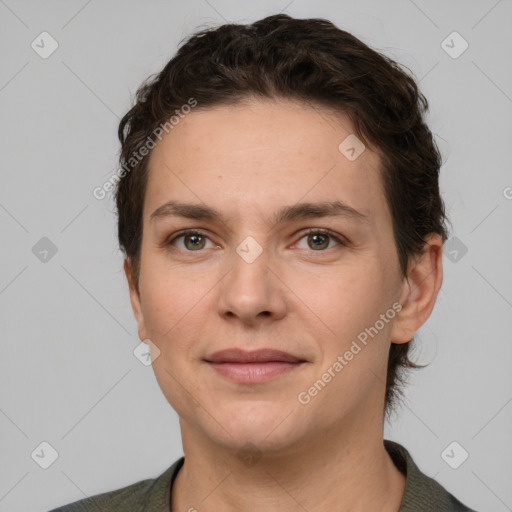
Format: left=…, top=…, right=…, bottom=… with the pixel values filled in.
left=183, top=233, right=206, bottom=250
left=307, top=233, right=330, bottom=250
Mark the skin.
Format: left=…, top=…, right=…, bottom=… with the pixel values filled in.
left=124, top=97, right=443, bottom=512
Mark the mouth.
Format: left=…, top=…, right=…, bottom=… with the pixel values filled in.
left=204, top=348, right=307, bottom=384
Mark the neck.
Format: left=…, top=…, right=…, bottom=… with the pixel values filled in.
left=171, top=408, right=406, bottom=512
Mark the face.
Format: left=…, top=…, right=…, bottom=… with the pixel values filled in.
left=126, top=98, right=417, bottom=453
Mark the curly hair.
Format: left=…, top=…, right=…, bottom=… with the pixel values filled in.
left=115, top=14, right=449, bottom=417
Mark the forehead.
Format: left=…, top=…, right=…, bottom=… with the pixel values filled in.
left=144, top=98, right=388, bottom=224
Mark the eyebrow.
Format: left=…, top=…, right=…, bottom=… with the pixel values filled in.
left=150, top=200, right=369, bottom=226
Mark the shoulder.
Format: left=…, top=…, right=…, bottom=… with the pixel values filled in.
left=47, top=458, right=184, bottom=512
left=47, top=479, right=152, bottom=511
left=384, top=440, right=479, bottom=512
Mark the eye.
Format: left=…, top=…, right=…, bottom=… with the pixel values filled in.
left=164, top=228, right=347, bottom=253
left=295, top=229, right=345, bottom=251
left=166, top=230, right=215, bottom=251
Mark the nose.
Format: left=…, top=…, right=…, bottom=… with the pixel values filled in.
left=217, top=241, right=288, bottom=327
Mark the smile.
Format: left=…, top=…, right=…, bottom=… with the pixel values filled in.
left=204, top=348, right=308, bottom=384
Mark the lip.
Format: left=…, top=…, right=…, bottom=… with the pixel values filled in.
left=205, top=348, right=304, bottom=364
left=204, top=349, right=306, bottom=384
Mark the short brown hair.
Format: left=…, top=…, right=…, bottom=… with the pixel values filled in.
left=116, top=14, right=449, bottom=416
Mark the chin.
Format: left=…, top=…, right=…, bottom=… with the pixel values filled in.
left=203, top=406, right=305, bottom=452
left=216, top=428, right=300, bottom=456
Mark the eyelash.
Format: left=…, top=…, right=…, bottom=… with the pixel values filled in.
left=165, top=228, right=348, bottom=252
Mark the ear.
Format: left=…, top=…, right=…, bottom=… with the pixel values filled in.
left=124, top=258, right=148, bottom=342
left=390, top=233, right=444, bottom=344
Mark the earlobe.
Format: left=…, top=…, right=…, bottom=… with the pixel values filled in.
left=390, top=233, right=444, bottom=344
left=123, top=259, right=147, bottom=341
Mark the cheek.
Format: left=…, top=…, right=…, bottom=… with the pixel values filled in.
left=302, top=265, right=396, bottom=401
left=138, top=255, right=209, bottom=339
left=297, top=261, right=399, bottom=393
left=299, top=260, right=393, bottom=335
left=139, top=268, right=206, bottom=394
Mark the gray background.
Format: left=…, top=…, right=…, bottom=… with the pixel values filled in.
left=0, top=1, right=511, bottom=511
